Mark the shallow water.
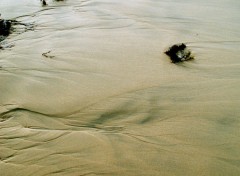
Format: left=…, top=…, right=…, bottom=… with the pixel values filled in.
left=1, top=0, right=240, bottom=175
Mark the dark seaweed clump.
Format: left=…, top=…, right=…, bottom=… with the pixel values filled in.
left=0, top=15, right=34, bottom=49
left=0, top=19, right=12, bottom=37
left=165, top=43, right=194, bottom=63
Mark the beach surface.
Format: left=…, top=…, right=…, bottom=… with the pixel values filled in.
left=1, top=0, right=240, bottom=175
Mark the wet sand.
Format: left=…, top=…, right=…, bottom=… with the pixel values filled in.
left=1, top=0, right=240, bottom=175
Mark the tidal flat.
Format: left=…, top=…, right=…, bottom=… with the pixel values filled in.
left=0, top=0, right=240, bottom=175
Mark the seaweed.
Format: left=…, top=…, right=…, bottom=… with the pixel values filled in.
left=0, top=14, right=35, bottom=49
left=165, top=43, right=194, bottom=63
left=0, top=20, right=12, bottom=36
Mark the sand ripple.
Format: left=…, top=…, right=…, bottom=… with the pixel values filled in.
left=1, top=0, right=240, bottom=175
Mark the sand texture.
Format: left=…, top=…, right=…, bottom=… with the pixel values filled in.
left=1, top=0, right=240, bottom=175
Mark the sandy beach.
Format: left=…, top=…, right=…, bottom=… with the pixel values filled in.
left=1, top=0, right=240, bottom=175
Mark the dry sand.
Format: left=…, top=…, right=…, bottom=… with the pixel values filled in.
left=1, top=0, right=240, bottom=175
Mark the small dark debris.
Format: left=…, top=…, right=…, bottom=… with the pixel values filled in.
left=165, top=43, right=194, bottom=63
left=41, top=0, right=47, bottom=6
left=42, top=51, right=55, bottom=58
